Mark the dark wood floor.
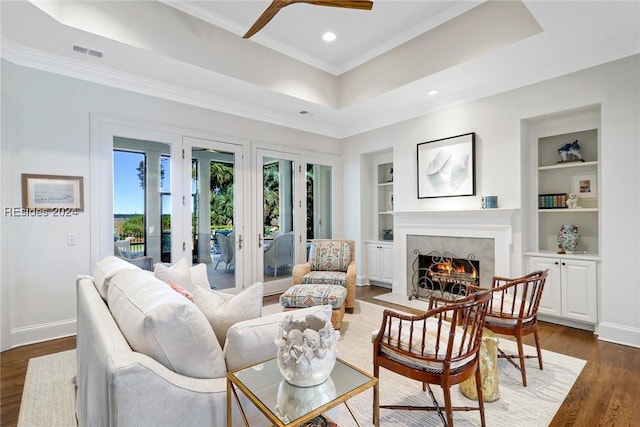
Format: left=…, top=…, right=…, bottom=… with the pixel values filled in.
left=2, top=286, right=639, bottom=426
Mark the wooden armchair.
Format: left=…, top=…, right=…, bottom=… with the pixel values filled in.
left=292, top=239, right=356, bottom=313
left=484, top=270, right=549, bottom=387
left=373, top=288, right=491, bottom=426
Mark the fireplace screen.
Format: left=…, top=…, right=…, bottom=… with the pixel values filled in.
left=410, top=250, right=479, bottom=301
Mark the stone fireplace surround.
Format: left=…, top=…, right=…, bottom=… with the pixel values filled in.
left=392, top=209, right=518, bottom=297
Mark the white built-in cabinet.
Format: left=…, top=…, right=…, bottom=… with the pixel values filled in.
left=376, top=161, right=394, bottom=240
left=523, top=105, right=601, bottom=330
left=528, top=256, right=597, bottom=324
left=366, top=242, right=394, bottom=286
left=362, top=151, right=394, bottom=288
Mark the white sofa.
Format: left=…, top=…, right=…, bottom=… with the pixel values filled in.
left=76, top=256, right=331, bottom=426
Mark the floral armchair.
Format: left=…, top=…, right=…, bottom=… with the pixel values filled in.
left=292, top=239, right=356, bottom=313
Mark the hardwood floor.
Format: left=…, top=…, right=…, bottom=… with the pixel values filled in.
left=2, top=286, right=638, bottom=426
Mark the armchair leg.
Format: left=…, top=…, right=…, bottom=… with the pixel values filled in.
left=534, top=328, right=544, bottom=370
left=516, top=336, right=528, bottom=387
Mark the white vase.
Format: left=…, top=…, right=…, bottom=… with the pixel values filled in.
left=275, top=314, right=338, bottom=387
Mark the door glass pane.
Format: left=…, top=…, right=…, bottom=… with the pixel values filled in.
left=192, top=147, right=236, bottom=290
left=263, top=158, right=295, bottom=280
left=113, top=138, right=170, bottom=266
left=306, top=163, right=332, bottom=240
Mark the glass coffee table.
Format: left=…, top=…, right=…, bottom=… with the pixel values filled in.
left=227, top=357, right=379, bottom=427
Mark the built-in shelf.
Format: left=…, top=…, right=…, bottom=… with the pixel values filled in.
left=538, top=160, right=598, bottom=171
left=539, top=208, right=598, bottom=213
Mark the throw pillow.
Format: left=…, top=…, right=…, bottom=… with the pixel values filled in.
left=193, top=281, right=263, bottom=348
left=154, top=257, right=212, bottom=292
left=168, top=279, right=194, bottom=302
left=108, top=269, right=226, bottom=379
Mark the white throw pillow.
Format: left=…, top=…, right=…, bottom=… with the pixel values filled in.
left=154, top=257, right=211, bottom=292
left=108, top=269, right=226, bottom=379
left=193, top=282, right=263, bottom=348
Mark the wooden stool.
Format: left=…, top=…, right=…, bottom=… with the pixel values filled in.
left=460, top=328, right=500, bottom=402
left=279, top=284, right=347, bottom=329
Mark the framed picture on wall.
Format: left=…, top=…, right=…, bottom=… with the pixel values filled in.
left=22, top=174, right=84, bottom=211
left=417, top=132, right=476, bottom=199
left=572, top=173, right=597, bottom=198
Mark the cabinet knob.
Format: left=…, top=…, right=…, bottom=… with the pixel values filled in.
left=554, top=261, right=559, bottom=265
left=561, top=262, right=566, bottom=266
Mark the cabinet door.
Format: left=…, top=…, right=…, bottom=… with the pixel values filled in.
left=561, top=259, right=597, bottom=323
left=366, top=243, right=381, bottom=281
left=528, top=257, right=562, bottom=317
left=380, top=244, right=394, bottom=283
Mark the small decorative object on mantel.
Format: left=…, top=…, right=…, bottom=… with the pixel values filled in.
left=557, top=140, right=584, bottom=163
left=276, top=313, right=338, bottom=387
left=566, top=193, right=580, bottom=209
left=558, top=224, right=580, bottom=252
left=481, top=195, right=498, bottom=209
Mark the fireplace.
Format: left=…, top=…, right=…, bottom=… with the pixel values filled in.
left=411, top=250, right=480, bottom=300
left=392, top=209, right=517, bottom=298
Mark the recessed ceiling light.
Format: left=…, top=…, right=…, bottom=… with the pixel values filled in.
left=322, top=32, right=336, bottom=42
left=428, top=90, right=438, bottom=96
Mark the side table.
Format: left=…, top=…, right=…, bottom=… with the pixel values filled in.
left=460, top=328, right=500, bottom=402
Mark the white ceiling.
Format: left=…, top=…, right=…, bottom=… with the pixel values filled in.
left=2, top=1, right=639, bottom=139
left=164, top=0, right=482, bottom=75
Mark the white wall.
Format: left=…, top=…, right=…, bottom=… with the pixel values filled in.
left=0, top=60, right=341, bottom=350
left=342, top=55, right=640, bottom=347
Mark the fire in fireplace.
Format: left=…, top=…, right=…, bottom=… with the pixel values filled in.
left=410, top=250, right=479, bottom=301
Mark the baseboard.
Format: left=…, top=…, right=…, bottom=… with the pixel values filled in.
left=10, top=318, right=76, bottom=348
left=597, top=322, right=640, bottom=348
left=538, top=315, right=595, bottom=332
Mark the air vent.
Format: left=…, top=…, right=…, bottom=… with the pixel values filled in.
left=72, top=44, right=103, bottom=58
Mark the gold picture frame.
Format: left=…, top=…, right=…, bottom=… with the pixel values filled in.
left=21, top=174, right=84, bottom=211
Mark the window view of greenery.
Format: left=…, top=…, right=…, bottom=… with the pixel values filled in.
left=114, top=148, right=170, bottom=261
left=263, top=161, right=281, bottom=237
left=209, top=162, right=234, bottom=229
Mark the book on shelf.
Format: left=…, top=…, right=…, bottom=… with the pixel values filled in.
left=538, top=193, right=568, bottom=209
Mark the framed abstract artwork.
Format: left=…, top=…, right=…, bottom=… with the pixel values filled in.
left=417, top=133, right=476, bottom=199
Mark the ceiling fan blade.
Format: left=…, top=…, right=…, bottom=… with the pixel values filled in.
left=243, top=2, right=287, bottom=39
left=243, top=0, right=373, bottom=39
left=302, top=0, right=373, bottom=10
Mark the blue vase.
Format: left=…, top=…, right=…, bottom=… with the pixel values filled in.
left=558, top=224, right=580, bottom=251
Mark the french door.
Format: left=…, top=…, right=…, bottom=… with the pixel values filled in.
left=184, top=137, right=245, bottom=292
left=255, top=149, right=303, bottom=294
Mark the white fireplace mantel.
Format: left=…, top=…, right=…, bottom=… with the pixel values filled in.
left=392, top=209, right=519, bottom=296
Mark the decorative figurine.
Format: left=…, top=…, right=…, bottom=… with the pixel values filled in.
left=566, top=193, right=580, bottom=209
left=557, top=140, right=583, bottom=162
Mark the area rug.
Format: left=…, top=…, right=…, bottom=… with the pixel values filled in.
left=19, top=301, right=585, bottom=427
left=17, top=350, right=76, bottom=427
left=266, top=300, right=586, bottom=427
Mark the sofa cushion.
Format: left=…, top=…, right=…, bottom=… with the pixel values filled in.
left=309, top=241, right=351, bottom=272
left=94, top=256, right=141, bottom=300
left=107, top=269, right=226, bottom=379
left=225, top=304, right=332, bottom=371
left=154, top=257, right=211, bottom=292
left=193, top=282, right=263, bottom=348
left=300, top=271, right=347, bottom=287
left=279, top=284, right=347, bottom=309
